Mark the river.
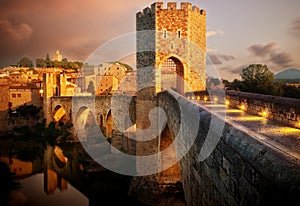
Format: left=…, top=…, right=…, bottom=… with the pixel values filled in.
left=0, top=138, right=146, bottom=206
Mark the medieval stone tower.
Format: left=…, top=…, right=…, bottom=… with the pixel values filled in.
left=131, top=2, right=207, bottom=200
left=136, top=2, right=206, bottom=94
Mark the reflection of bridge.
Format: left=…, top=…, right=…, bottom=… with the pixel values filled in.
left=46, top=89, right=300, bottom=205
left=43, top=144, right=134, bottom=205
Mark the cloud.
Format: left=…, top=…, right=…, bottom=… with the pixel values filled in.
left=207, top=52, right=235, bottom=65
left=220, top=65, right=244, bottom=75
left=208, top=54, right=222, bottom=65
left=247, top=42, right=294, bottom=68
left=247, top=42, right=276, bottom=57
left=0, top=0, right=154, bottom=67
left=206, top=29, right=224, bottom=37
left=219, top=54, right=235, bottom=61
left=289, top=17, right=300, bottom=36
left=269, top=52, right=293, bottom=67
left=0, top=19, right=32, bottom=41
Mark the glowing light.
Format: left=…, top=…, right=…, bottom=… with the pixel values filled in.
left=262, top=111, right=268, bottom=117
left=39, top=89, right=43, bottom=94
left=235, top=116, right=265, bottom=121
left=204, top=96, right=208, bottom=101
left=197, top=96, right=200, bottom=100
left=264, top=127, right=300, bottom=134
left=225, top=100, right=230, bottom=105
left=218, top=109, right=243, bottom=113
left=240, top=105, right=245, bottom=111
left=214, top=97, right=218, bottom=102
left=192, top=96, right=195, bottom=100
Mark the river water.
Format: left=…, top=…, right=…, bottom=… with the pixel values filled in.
left=0, top=138, right=146, bottom=206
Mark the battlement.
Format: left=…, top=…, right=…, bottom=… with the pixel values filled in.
left=137, top=2, right=206, bottom=17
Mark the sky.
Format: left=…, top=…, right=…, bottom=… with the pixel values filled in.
left=0, top=0, right=299, bottom=80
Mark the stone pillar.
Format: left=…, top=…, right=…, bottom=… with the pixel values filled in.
left=43, top=73, right=54, bottom=125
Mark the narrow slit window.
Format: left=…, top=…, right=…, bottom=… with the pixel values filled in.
left=177, top=30, right=181, bottom=38
left=171, top=42, right=174, bottom=50
left=163, top=30, right=167, bottom=38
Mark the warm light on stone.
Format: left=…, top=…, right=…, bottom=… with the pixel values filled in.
left=262, top=111, right=268, bottom=117
left=240, top=104, right=245, bottom=111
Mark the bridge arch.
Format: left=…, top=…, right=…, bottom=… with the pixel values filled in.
left=106, top=110, right=113, bottom=138
left=75, top=106, right=97, bottom=141
left=158, top=124, right=182, bottom=184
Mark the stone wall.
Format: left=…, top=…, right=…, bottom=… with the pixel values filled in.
left=158, top=90, right=300, bottom=205
left=226, top=90, right=300, bottom=129
left=0, top=85, right=10, bottom=132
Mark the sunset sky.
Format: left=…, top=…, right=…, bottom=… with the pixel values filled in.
left=0, top=0, right=299, bottom=80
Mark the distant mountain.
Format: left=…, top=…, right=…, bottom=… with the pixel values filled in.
left=275, top=68, right=300, bottom=79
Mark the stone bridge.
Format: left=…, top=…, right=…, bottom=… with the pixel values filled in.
left=48, top=91, right=300, bottom=205
left=46, top=95, right=136, bottom=141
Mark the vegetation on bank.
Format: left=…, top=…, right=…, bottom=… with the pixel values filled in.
left=8, top=105, right=73, bottom=145
left=220, top=64, right=300, bottom=99
left=14, top=55, right=83, bottom=71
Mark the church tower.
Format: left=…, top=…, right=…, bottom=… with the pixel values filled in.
left=53, top=50, right=62, bottom=62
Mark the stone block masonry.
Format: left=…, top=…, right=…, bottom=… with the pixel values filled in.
left=226, top=90, right=300, bottom=129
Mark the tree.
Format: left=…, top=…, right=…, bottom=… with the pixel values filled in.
left=240, top=64, right=274, bottom=94
left=223, top=79, right=243, bottom=90
left=283, top=85, right=300, bottom=99
left=36, top=58, right=46, bottom=68
left=61, top=58, right=68, bottom=68
left=17, top=56, right=33, bottom=67
left=53, top=60, right=62, bottom=68
left=45, top=53, right=53, bottom=67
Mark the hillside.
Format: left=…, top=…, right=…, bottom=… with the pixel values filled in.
left=275, top=68, right=300, bottom=79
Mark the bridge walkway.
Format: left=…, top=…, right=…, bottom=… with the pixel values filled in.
left=194, top=100, right=300, bottom=160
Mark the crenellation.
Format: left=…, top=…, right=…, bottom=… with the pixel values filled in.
left=140, top=2, right=204, bottom=13
left=192, top=5, right=200, bottom=13
left=200, top=9, right=206, bottom=15
left=167, top=2, right=177, bottom=10
left=136, top=11, right=143, bottom=18
left=181, top=2, right=192, bottom=10
left=151, top=2, right=163, bottom=10
left=143, top=7, right=152, bottom=15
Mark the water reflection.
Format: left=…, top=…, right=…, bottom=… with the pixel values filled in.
left=0, top=139, right=144, bottom=206
left=20, top=174, right=88, bottom=206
